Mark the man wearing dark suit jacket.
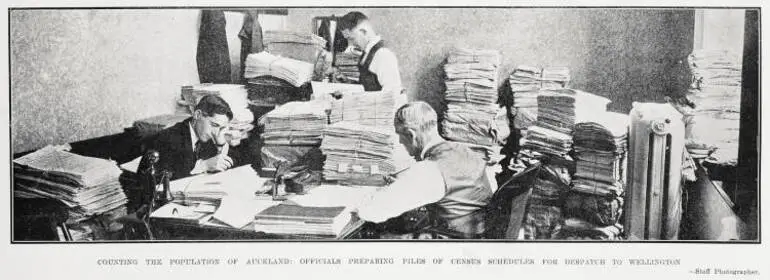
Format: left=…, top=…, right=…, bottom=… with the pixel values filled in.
left=151, top=94, right=236, bottom=180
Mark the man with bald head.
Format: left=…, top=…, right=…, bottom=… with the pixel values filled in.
left=355, top=101, right=493, bottom=238
left=335, top=11, right=403, bottom=99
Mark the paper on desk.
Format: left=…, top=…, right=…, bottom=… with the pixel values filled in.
left=212, top=195, right=279, bottom=229
left=287, top=185, right=379, bottom=208
left=169, top=165, right=270, bottom=198
left=120, top=156, right=142, bottom=173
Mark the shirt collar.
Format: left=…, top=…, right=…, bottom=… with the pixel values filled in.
left=188, top=121, right=199, bottom=150
left=419, top=139, right=445, bottom=160
left=362, top=36, right=382, bottom=57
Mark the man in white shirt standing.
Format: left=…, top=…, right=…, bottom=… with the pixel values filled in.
left=355, top=102, right=494, bottom=238
left=335, top=11, right=404, bottom=102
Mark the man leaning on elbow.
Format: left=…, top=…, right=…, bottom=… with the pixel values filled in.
left=150, top=94, right=237, bottom=180
left=354, top=101, right=494, bottom=238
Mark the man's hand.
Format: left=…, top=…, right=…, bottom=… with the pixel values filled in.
left=202, top=154, right=233, bottom=173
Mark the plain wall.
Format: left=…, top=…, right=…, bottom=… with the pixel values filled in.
left=11, top=9, right=201, bottom=153
left=288, top=8, right=695, bottom=114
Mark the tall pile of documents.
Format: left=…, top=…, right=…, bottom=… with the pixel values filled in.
left=263, top=30, right=326, bottom=64
left=520, top=89, right=610, bottom=159
left=258, top=101, right=328, bottom=170
left=253, top=204, right=354, bottom=237
left=329, top=90, right=396, bottom=128
left=244, top=51, right=315, bottom=87
left=180, top=84, right=255, bottom=146
left=687, top=49, right=742, bottom=164
left=13, top=145, right=128, bottom=223
left=321, top=121, right=395, bottom=186
left=334, top=51, right=361, bottom=83
left=441, top=48, right=504, bottom=147
left=508, top=66, right=571, bottom=129
left=563, top=112, right=629, bottom=232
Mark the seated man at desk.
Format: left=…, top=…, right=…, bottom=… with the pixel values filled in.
left=332, top=11, right=404, bottom=102
left=150, top=94, right=237, bottom=180
left=355, top=102, right=494, bottom=238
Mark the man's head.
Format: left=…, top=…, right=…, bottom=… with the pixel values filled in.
left=339, top=11, right=376, bottom=50
left=394, top=101, right=440, bottom=159
left=192, top=94, right=233, bottom=144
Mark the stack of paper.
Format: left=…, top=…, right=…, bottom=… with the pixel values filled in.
left=180, top=84, right=255, bottom=145
left=508, top=66, right=571, bottom=130
left=571, top=112, right=628, bottom=196
left=687, top=49, right=742, bottom=164
left=168, top=165, right=269, bottom=207
left=446, top=47, right=502, bottom=65
left=263, top=30, right=326, bottom=64
left=334, top=51, right=361, bottom=83
left=253, top=204, right=353, bottom=237
left=536, top=89, right=610, bottom=135
left=13, top=145, right=128, bottom=223
left=442, top=104, right=502, bottom=147
left=321, top=121, right=395, bottom=186
left=441, top=47, right=503, bottom=150
left=688, top=49, right=742, bottom=87
left=509, top=65, right=570, bottom=92
left=258, top=101, right=329, bottom=146
left=330, top=90, right=396, bottom=129
left=519, top=125, right=573, bottom=157
left=244, top=51, right=315, bottom=87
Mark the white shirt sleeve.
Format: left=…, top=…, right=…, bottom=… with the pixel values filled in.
left=355, top=161, right=446, bottom=223
left=368, top=48, right=403, bottom=96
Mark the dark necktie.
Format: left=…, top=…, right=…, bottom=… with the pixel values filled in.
left=194, top=141, right=203, bottom=160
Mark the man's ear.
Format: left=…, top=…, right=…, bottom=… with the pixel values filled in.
left=193, top=109, right=202, bottom=120
left=405, top=127, right=419, bottom=142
